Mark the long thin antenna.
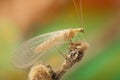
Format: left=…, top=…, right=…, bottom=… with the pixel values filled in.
left=72, top=0, right=81, bottom=23
left=72, top=0, right=84, bottom=27
left=79, top=0, right=84, bottom=27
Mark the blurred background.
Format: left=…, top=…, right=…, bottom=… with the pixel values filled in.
left=0, top=0, right=120, bottom=80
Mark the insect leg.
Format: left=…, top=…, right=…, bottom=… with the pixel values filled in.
left=78, top=32, right=82, bottom=40
left=54, top=46, right=67, bottom=60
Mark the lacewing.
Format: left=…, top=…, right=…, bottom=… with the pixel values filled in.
left=12, top=28, right=84, bottom=69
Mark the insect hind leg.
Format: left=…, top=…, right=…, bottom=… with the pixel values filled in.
left=54, top=46, right=67, bottom=60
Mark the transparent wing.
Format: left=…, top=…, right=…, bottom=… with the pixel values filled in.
left=35, top=42, right=69, bottom=69
left=12, top=30, right=65, bottom=69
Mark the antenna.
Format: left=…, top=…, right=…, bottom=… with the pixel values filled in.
left=80, top=0, right=84, bottom=27
left=72, top=0, right=84, bottom=27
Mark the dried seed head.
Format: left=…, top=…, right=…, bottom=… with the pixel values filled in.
left=80, top=42, right=89, bottom=52
left=66, top=41, right=89, bottom=62
left=29, top=64, right=54, bottom=80
left=70, top=41, right=89, bottom=52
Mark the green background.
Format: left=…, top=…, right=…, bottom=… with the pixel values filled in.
left=0, top=1, right=120, bottom=80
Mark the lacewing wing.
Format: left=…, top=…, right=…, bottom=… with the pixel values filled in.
left=12, top=28, right=84, bottom=69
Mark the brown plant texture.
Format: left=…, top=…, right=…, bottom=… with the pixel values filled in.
left=29, top=41, right=89, bottom=80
